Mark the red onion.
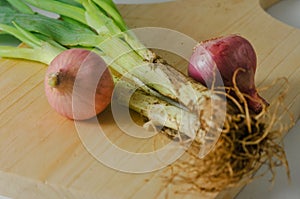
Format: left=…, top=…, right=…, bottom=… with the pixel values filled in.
left=44, top=48, right=114, bottom=120
left=188, top=34, right=268, bottom=113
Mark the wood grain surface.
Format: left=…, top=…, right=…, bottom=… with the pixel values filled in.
left=0, top=0, right=299, bottom=198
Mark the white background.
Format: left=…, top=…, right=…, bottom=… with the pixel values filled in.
left=0, top=0, right=299, bottom=199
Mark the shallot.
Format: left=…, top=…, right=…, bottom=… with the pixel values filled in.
left=44, top=48, right=114, bottom=120
left=188, top=34, right=269, bottom=113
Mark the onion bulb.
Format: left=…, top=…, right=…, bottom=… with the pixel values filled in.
left=188, top=34, right=268, bottom=113
left=44, top=48, right=114, bottom=120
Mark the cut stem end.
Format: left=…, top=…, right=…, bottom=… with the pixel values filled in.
left=48, top=72, right=60, bottom=88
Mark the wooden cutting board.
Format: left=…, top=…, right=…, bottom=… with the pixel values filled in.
left=0, top=0, right=299, bottom=198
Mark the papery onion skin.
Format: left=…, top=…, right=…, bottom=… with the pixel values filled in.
left=44, top=48, right=114, bottom=120
left=188, top=34, right=269, bottom=113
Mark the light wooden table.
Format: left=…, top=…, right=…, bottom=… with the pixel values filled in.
left=0, top=0, right=299, bottom=198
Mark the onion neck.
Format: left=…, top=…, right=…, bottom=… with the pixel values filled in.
left=48, top=72, right=60, bottom=88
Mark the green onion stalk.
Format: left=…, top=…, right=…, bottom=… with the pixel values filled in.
left=0, top=0, right=226, bottom=143
left=0, top=0, right=289, bottom=192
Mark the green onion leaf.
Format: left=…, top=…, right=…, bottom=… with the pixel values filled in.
left=0, top=23, right=38, bottom=48
left=12, top=21, right=42, bottom=47
left=6, top=0, right=34, bottom=14
left=82, top=0, right=121, bottom=36
left=23, top=0, right=86, bottom=24
left=0, top=11, right=102, bottom=47
left=92, top=0, right=127, bottom=31
left=0, top=45, right=56, bottom=64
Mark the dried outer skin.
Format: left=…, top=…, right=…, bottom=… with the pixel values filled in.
left=130, top=62, right=227, bottom=133
left=114, top=81, right=200, bottom=140
left=114, top=62, right=227, bottom=154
